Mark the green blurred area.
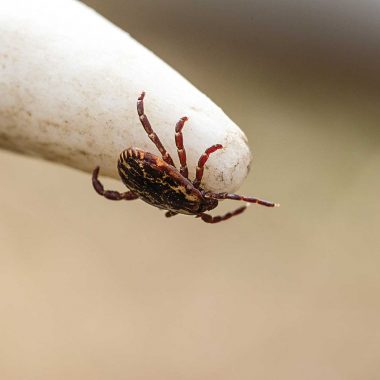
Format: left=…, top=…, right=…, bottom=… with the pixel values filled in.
left=0, top=1, right=379, bottom=379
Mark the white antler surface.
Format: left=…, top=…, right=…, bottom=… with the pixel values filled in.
left=0, top=0, right=252, bottom=193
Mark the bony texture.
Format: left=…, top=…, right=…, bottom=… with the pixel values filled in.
left=0, top=0, right=252, bottom=193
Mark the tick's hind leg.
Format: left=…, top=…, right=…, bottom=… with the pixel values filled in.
left=198, top=205, right=247, bottom=224
left=137, top=92, right=175, bottom=166
left=92, top=167, right=139, bottom=201
left=205, top=192, right=279, bottom=207
left=193, top=144, right=223, bottom=188
left=165, top=211, right=178, bottom=218
left=175, top=116, right=189, bottom=178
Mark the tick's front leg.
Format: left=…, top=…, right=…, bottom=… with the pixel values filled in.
left=205, top=192, right=279, bottom=207
left=92, top=167, right=139, bottom=201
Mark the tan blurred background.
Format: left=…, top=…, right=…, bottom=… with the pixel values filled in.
left=1, top=1, right=380, bottom=379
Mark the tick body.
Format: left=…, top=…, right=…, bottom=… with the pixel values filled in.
left=92, top=92, right=278, bottom=223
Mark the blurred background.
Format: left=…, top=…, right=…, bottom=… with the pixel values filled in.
left=1, top=1, right=379, bottom=379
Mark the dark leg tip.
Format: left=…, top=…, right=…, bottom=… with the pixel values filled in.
left=138, top=91, right=146, bottom=101
left=93, top=166, right=100, bottom=177
left=92, top=167, right=104, bottom=195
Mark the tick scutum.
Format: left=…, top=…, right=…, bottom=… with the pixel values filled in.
left=118, top=148, right=203, bottom=214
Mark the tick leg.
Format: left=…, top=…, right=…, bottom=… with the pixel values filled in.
left=92, top=167, right=139, bottom=201
left=205, top=192, right=279, bottom=207
left=193, top=144, right=223, bottom=188
left=175, top=116, right=189, bottom=178
left=165, top=211, right=178, bottom=218
left=137, top=92, right=175, bottom=166
left=198, top=205, right=247, bottom=224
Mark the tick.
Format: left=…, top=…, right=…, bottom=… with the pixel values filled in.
left=92, top=92, right=279, bottom=223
